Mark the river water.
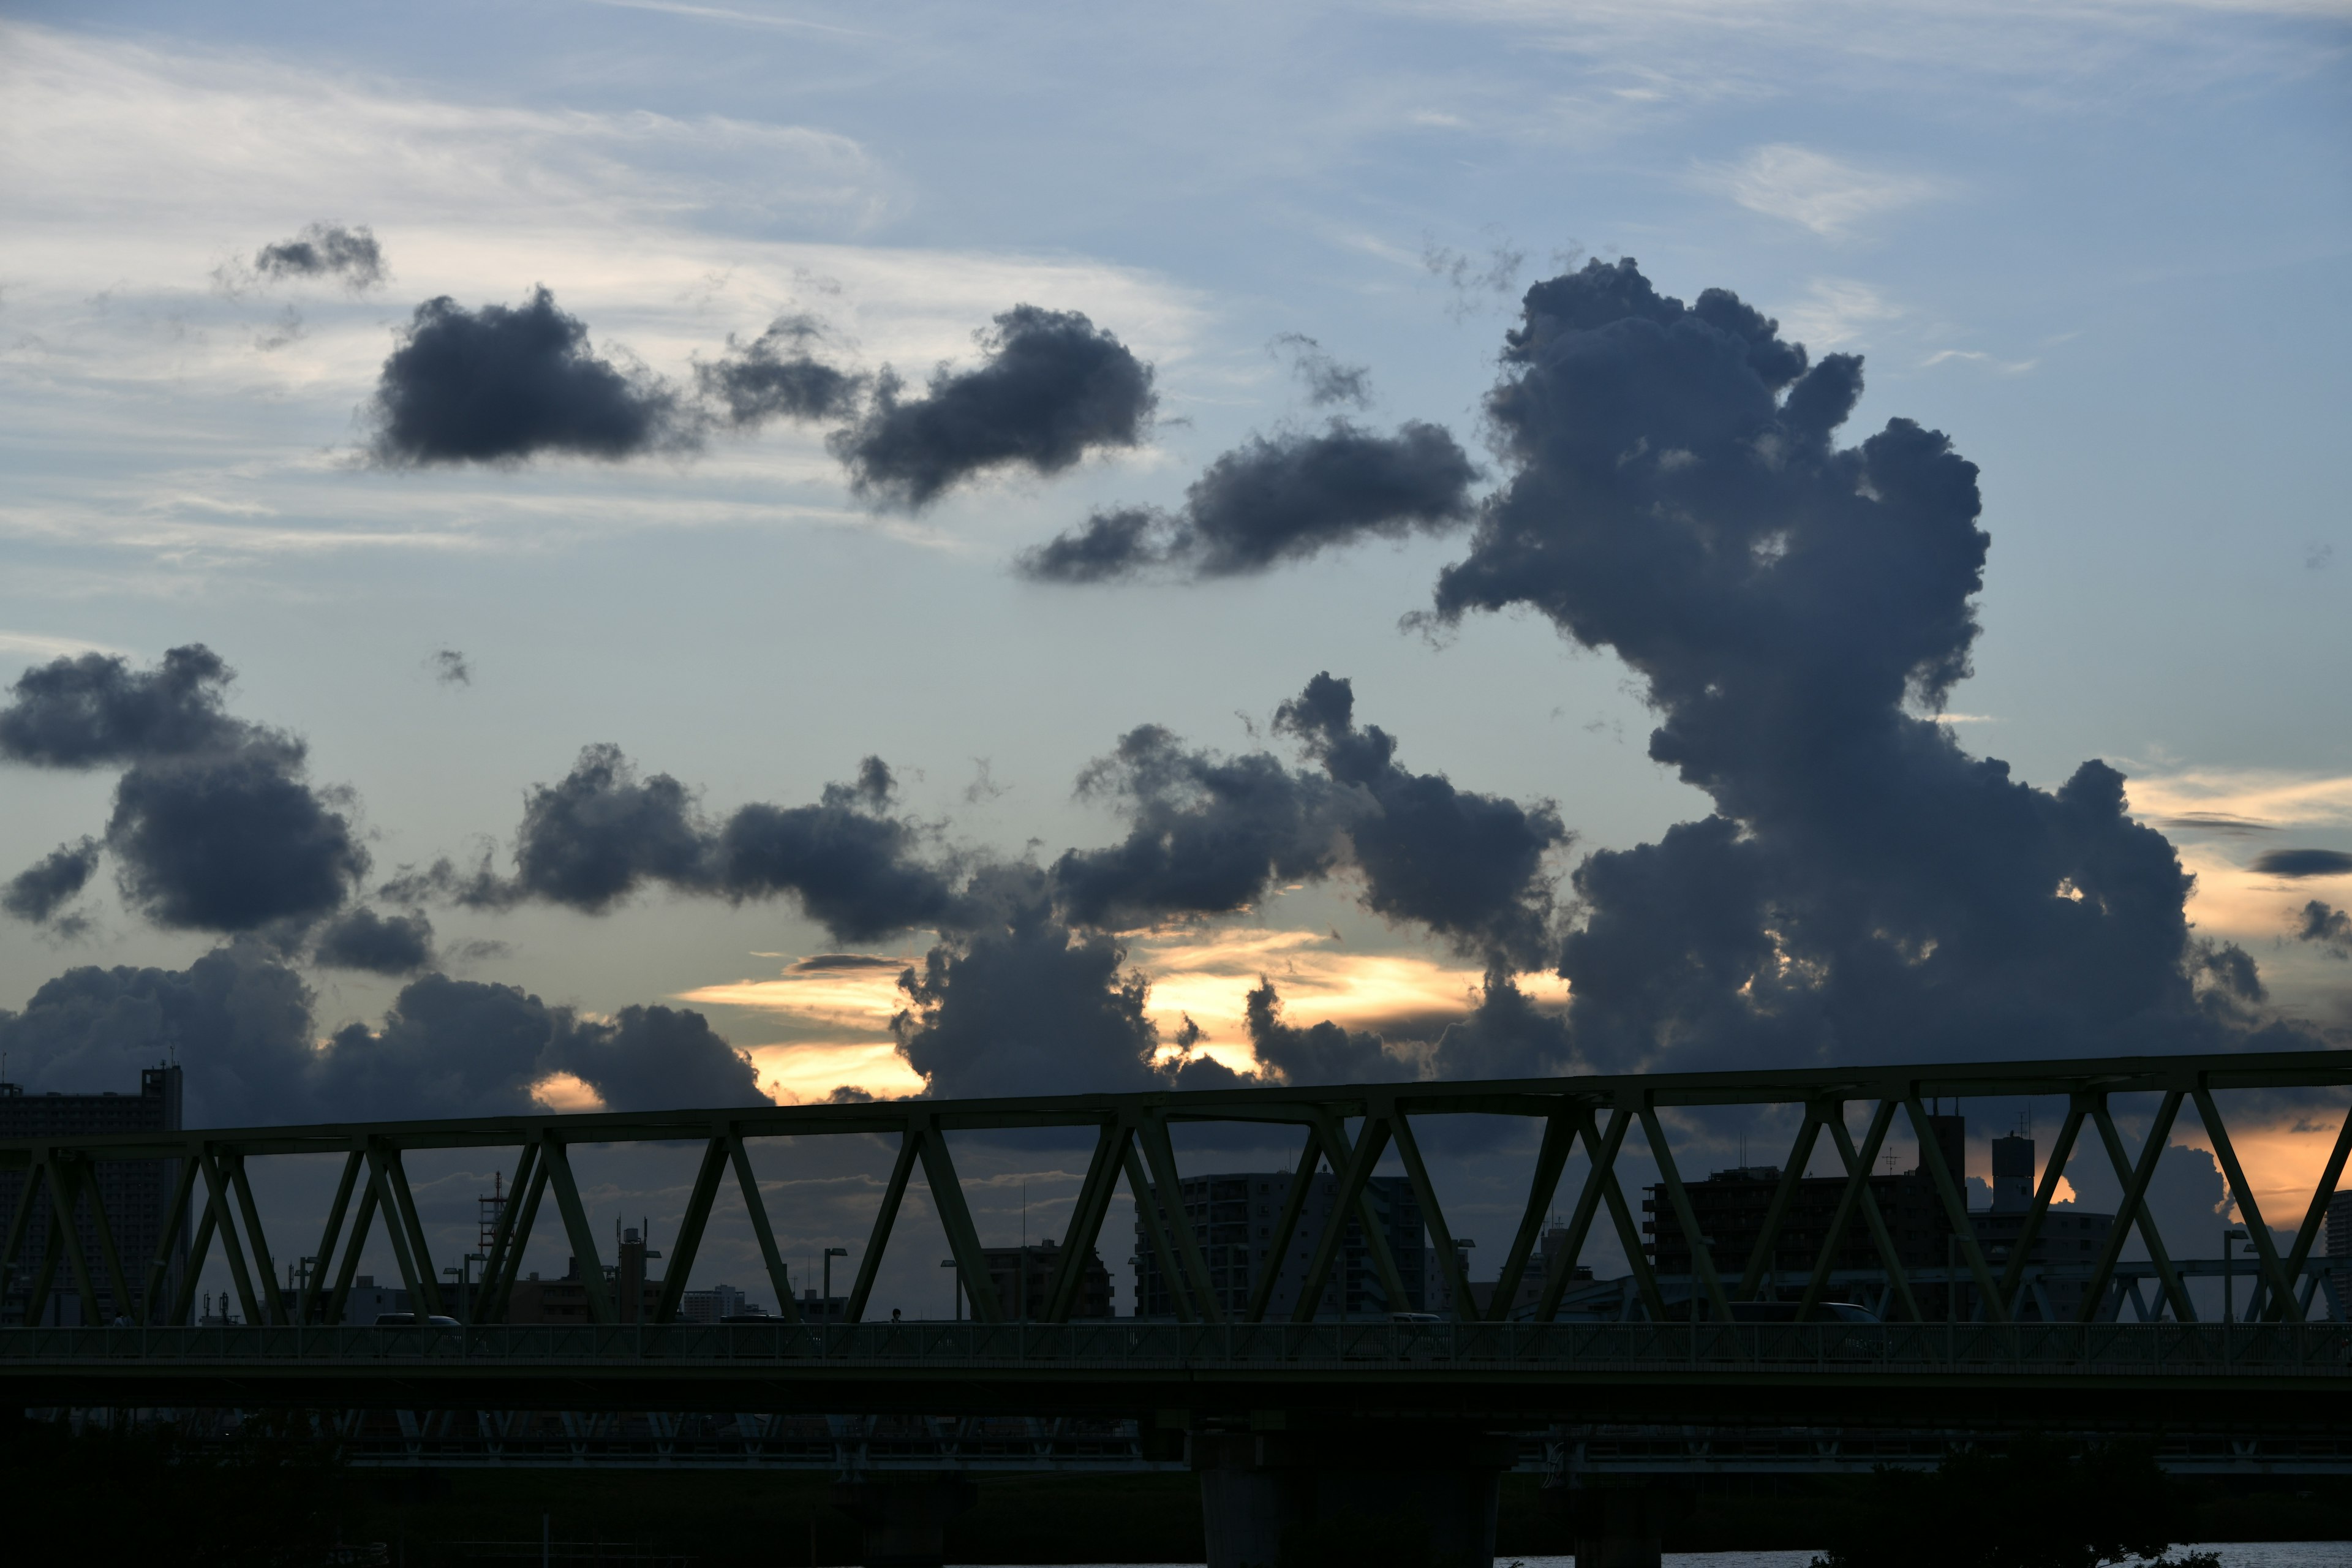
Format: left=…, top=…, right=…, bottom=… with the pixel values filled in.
left=1036, top=1552, right=2352, bottom=1568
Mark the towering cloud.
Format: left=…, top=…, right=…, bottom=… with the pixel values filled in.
left=0, top=946, right=762, bottom=1125
left=394, top=745, right=961, bottom=944
left=698, top=315, right=865, bottom=426
left=365, top=288, right=690, bottom=465
left=1, top=646, right=366, bottom=935
left=833, top=305, right=1155, bottom=508
left=1020, top=420, right=1477, bottom=581
left=1427, top=257, right=2256, bottom=1067
left=1243, top=979, right=1408, bottom=1084
left=253, top=223, right=385, bottom=288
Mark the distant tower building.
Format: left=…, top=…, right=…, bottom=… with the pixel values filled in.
left=1991, top=1133, right=2035, bottom=1212
left=0, top=1065, right=186, bottom=1324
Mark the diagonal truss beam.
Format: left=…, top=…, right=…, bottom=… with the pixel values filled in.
left=1043, top=1121, right=1125, bottom=1324
left=1904, top=1096, right=2006, bottom=1324
left=1738, top=1106, right=1825, bottom=1301
left=654, top=1136, right=731, bottom=1325
left=1642, top=1103, right=1732, bottom=1322
left=918, top=1123, right=1003, bottom=1323
left=1389, top=1108, right=1472, bottom=1319
left=1995, top=1103, right=2086, bottom=1314
left=1136, top=1113, right=1222, bottom=1324
left=1245, top=1128, right=1326, bottom=1324
left=2275, top=1099, right=2352, bottom=1322
left=1488, top=1110, right=1576, bottom=1322
left=2083, top=1093, right=2193, bottom=1323
left=2193, top=1087, right=2301, bottom=1322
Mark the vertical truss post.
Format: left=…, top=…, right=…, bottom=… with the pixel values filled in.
left=2192, top=1087, right=2301, bottom=1322
left=478, top=1144, right=546, bottom=1324
left=194, top=1147, right=267, bottom=1325
left=224, top=1153, right=285, bottom=1324
left=840, top=1128, right=917, bottom=1325
left=1642, top=1104, right=1732, bottom=1322
left=1389, top=1106, right=1474, bottom=1319
left=325, top=1180, right=380, bottom=1327
left=140, top=1154, right=201, bottom=1325
left=1137, top=1112, right=1223, bottom=1323
left=1994, top=1104, right=2084, bottom=1313
left=1291, top=1112, right=1392, bottom=1324
left=1125, top=1140, right=1195, bottom=1324
left=1244, top=1127, right=1325, bottom=1324
left=654, top=1136, right=731, bottom=1324
left=1488, top=1110, right=1576, bottom=1322
left=1, top=1163, right=46, bottom=1304
left=1043, top=1121, right=1125, bottom=1324
left=1903, top=1096, right=2007, bottom=1324
left=917, top=1121, right=1003, bottom=1322
left=301, top=1152, right=365, bottom=1324
left=1738, top=1107, right=1825, bottom=1300
left=2082, top=1093, right=2192, bottom=1323
left=538, top=1136, right=614, bottom=1326
left=2275, top=1100, right=2352, bottom=1321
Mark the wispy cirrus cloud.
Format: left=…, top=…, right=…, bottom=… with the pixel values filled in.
left=1700, top=144, right=1945, bottom=238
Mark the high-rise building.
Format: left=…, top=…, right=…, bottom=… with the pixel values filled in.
left=0, top=1065, right=186, bottom=1325
left=1130, top=1170, right=1425, bottom=1319
left=2326, top=1188, right=2351, bottom=1321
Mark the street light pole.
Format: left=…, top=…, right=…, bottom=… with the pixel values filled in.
left=823, top=1246, right=848, bottom=1320
left=2223, top=1227, right=2248, bottom=1327
left=941, top=1258, right=960, bottom=1320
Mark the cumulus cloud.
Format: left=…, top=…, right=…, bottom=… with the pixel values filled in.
left=312, top=907, right=435, bottom=974
left=0, top=944, right=763, bottom=1125
left=2253, top=848, right=2352, bottom=879
left=1, top=646, right=366, bottom=935
left=1427, top=255, right=2299, bottom=1068
left=253, top=222, right=385, bottom=288
left=696, top=314, right=864, bottom=427
left=390, top=744, right=960, bottom=943
left=832, top=305, right=1156, bottom=508
left=364, top=287, right=692, bottom=466
left=1019, top=420, right=1478, bottom=582
left=3, top=838, right=100, bottom=925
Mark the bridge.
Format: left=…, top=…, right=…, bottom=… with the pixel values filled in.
left=7, top=1048, right=2350, bottom=1566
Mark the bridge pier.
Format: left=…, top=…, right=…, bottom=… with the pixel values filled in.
left=827, top=1472, right=977, bottom=1568
left=1194, top=1425, right=1513, bottom=1568
left=1559, top=1477, right=1668, bottom=1568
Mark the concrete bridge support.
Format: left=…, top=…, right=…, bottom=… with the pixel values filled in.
left=1561, top=1477, right=1667, bottom=1568
left=1194, top=1427, right=1514, bottom=1568
left=828, top=1472, right=976, bottom=1568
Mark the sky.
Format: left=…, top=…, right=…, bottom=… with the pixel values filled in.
left=1, top=1, right=2348, bottom=1315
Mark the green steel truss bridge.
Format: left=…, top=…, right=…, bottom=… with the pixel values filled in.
left=5, top=1049, right=2350, bottom=1426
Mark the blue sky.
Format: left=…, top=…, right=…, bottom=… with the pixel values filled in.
left=1, top=4, right=2348, bottom=1302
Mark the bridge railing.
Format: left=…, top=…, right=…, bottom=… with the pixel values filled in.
left=5, top=1049, right=2348, bottom=1336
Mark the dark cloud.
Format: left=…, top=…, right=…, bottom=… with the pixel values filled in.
left=1276, top=671, right=1564, bottom=967
left=891, top=869, right=1236, bottom=1099
left=4, top=839, right=100, bottom=925
left=697, top=314, right=864, bottom=427
left=0, top=946, right=763, bottom=1125
left=1425, top=256, right=2274, bottom=1068
left=312, top=907, right=435, bottom=975
left=1015, top=507, right=1163, bottom=586
left=0, top=644, right=242, bottom=767
left=396, top=745, right=959, bottom=944
left=2297, top=901, right=2352, bottom=959
left=832, top=305, right=1156, bottom=508
left=1242, top=979, right=1409, bottom=1085
left=790, top=953, right=902, bottom=973
left=2252, top=848, right=2352, bottom=879
left=1051, top=675, right=1562, bottom=967
left=105, top=745, right=366, bottom=932
left=431, top=649, right=471, bottom=687
left=254, top=223, right=385, bottom=288
left=1272, top=333, right=1372, bottom=409
left=1049, top=724, right=1355, bottom=929
left=1, top=646, right=366, bottom=936
left=364, top=287, right=690, bottom=466
left=1428, top=968, right=1574, bottom=1080
left=1018, top=420, right=1478, bottom=582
